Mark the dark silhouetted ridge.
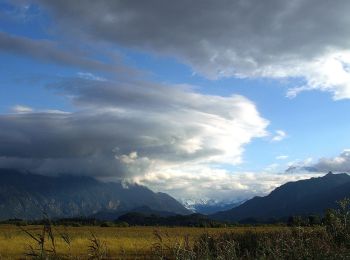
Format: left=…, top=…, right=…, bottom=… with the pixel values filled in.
left=211, top=172, right=350, bottom=222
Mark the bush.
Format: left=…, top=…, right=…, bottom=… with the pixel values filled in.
left=100, top=222, right=114, bottom=227
left=114, top=221, right=129, bottom=227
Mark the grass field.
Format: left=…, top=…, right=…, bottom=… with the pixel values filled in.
left=0, top=225, right=288, bottom=259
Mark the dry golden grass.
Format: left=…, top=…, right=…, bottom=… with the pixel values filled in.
left=0, top=224, right=287, bottom=259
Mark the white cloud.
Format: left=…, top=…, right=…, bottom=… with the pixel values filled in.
left=77, top=72, right=106, bottom=81
left=286, top=157, right=314, bottom=168
left=134, top=165, right=323, bottom=202
left=276, top=155, right=288, bottom=160
left=11, top=105, right=33, bottom=113
left=264, top=163, right=280, bottom=172
left=11, top=105, right=68, bottom=114
left=272, top=130, right=287, bottom=142
left=286, top=52, right=350, bottom=100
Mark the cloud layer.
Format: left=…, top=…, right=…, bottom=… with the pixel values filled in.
left=314, top=150, right=350, bottom=173
left=136, top=166, right=323, bottom=202
left=34, top=0, right=350, bottom=99
left=285, top=150, right=350, bottom=174
left=0, top=31, right=135, bottom=75
left=0, top=77, right=269, bottom=200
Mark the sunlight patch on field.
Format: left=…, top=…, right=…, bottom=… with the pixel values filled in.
left=0, top=225, right=287, bottom=258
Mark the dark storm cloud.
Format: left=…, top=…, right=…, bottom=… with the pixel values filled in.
left=34, top=0, right=350, bottom=69
left=0, top=77, right=268, bottom=178
left=50, top=77, right=254, bottom=120
left=30, top=0, right=350, bottom=99
left=0, top=31, right=133, bottom=74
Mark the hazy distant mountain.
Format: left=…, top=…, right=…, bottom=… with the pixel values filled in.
left=212, top=172, right=350, bottom=222
left=181, top=198, right=244, bottom=214
left=0, top=168, right=190, bottom=220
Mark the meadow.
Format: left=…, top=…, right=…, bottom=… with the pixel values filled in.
left=0, top=224, right=348, bottom=259
left=0, top=225, right=290, bottom=259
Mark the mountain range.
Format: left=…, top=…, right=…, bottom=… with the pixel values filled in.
left=2, top=168, right=350, bottom=223
left=0, top=168, right=189, bottom=220
left=181, top=198, right=244, bottom=214
left=212, top=172, right=350, bottom=222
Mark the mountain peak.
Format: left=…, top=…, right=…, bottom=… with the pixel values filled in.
left=323, top=171, right=349, bottom=179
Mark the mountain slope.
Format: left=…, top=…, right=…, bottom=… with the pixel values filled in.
left=0, top=168, right=189, bottom=220
left=211, top=172, right=350, bottom=222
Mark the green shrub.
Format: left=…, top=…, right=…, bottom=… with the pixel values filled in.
left=100, top=222, right=114, bottom=227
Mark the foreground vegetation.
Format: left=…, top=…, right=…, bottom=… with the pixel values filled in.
left=0, top=225, right=284, bottom=259
left=0, top=199, right=350, bottom=259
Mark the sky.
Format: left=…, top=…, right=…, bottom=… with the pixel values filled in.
left=1, top=0, right=350, bottom=203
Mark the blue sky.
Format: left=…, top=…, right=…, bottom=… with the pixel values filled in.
left=1, top=0, right=350, bottom=202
